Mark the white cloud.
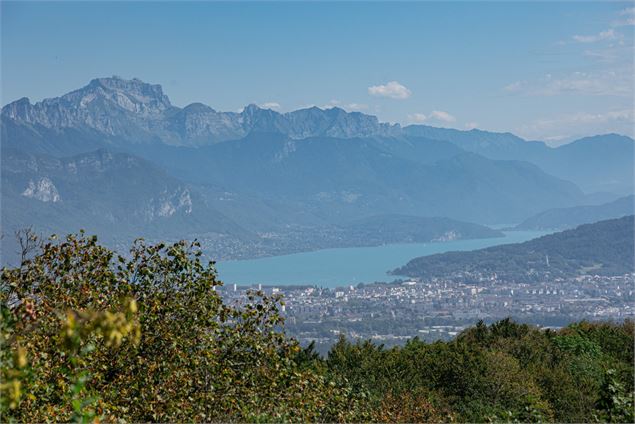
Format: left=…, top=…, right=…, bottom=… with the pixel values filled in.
left=503, top=68, right=633, bottom=97
left=583, top=47, right=624, bottom=63
left=429, top=110, right=456, bottom=123
left=368, top=81, right=412, bottom=99
left=407, top=113, right=427, bottom=123
left=320, top=99, right=368, bottom=111
left=321, top=99, right=340, bottom=109
left=517, top=109, right=634, bottom=141
left=464, top=122, right=479, bottom=130
left=346, top=103, right=368, bottom=111
left=572, top=29, right=617, bottom=43
left=260, top=102, right=280, bottom=110
left=542, top=135, right=570, bottom=144
left=504, top=81, right=525, bottom=93
left=408, top=110, right=456, bottom=124
left=613, top=7, right=635, bottom=26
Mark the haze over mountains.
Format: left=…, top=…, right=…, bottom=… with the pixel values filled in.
left=516, top=195, right=635, bottom=231
left=2, top=76, right=634, bottom=264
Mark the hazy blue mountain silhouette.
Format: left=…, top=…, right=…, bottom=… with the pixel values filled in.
left=2, top=76, right=633, bottom=261
left=516, top=195, right=635, bottom=230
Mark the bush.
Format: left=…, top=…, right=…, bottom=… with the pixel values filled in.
left=0, top=232, right=366, bottom=422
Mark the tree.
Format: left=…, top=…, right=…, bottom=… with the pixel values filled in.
left=0, top=233, right=367, bottom=422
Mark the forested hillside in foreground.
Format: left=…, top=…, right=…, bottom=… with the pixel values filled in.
left=1, top=233, right=633, bottom=422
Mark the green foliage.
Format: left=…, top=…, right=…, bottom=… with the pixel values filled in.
left=0, top=232, right=366, bottom=422
left=1, top=232, right=633, bottom=422
left=596, top=369, right=635, bottom=423
left=326, top=317, right=634, bottom=423
left=553, top=333, right=602, bottom=357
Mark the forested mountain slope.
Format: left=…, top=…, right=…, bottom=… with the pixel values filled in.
left=394, top=216, right=635, bottom=279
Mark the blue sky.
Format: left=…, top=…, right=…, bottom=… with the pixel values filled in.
left=1, top=1, right=633, bottom=143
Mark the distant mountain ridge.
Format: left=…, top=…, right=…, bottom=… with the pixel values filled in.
left=4, top=76, right=632, bottom=151
left=515, top=195, right=635, bottom=230
left=2, top=76, right=399, bottom=149
left=2, top=76, right=633, bottom=264
left=3, top=76, right=633, bottom=194
left=1, top=146, right=509, bottom=264
left=135, top=132, right=584, bottom=223
left=393, top=216, right=635, bottom=280
left=1, top=147, right=250, bottom=239
left=516, top=196, right=635, bottom=230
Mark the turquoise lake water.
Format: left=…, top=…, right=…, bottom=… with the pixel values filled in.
left=216, top=230, right=549, bottom=288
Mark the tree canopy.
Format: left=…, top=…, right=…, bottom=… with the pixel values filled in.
left=1, top=232, right=633, bottom=422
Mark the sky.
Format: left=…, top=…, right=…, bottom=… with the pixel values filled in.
left=1, top=1, right=633, bottom=143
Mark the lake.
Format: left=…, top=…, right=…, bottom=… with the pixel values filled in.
left=216, top=230, right=549, bottom=288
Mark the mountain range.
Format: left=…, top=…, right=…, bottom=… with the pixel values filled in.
left=516, top=195, right=635, bottom=230
left=4, top=76, right=633, bottom=195
left=2, top=76, right=633, bottom=263
left=1, top=77, right=398, bottom=150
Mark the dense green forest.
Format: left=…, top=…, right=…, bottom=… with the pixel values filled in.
left=1, top=233, right=633, bottom=422
left=394, top=216, right=635, bottom=280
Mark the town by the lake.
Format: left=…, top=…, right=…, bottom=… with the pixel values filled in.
left=219, top=272, right=635, bottom=353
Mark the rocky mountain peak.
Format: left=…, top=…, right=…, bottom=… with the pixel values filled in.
left=240, top=104, right=284, bottom=132
left=62, top=76, right=172, bottom=115
left=1, top=97, right=32, bottom=121
left=0, top=75, right=575, bottom=149
left=1, top=76, right=176, bottom=137
left=242, top=103, right=263, bottom=113
left=1, top=76, right=403, bottom=144
left=182, top=102, right=216, bottom=114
